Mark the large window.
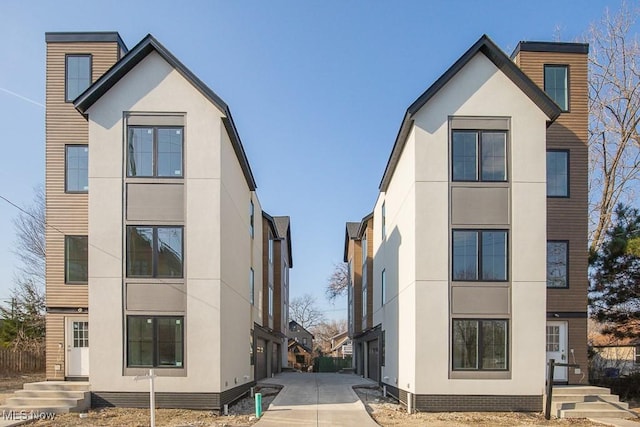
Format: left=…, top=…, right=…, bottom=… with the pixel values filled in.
left=547, top=241, right=568, bottom=288
left=452, top=230, right=508, bottom=281
left=66, top=55, right=91, bottom=101
left=544, top=65, right=569, bottom=111
left=547, top=150, right=569, bottom=197
left=126, top=226, right=183, bottom=278
left=127, top=127, right=183, bottom=177
left=65, top=236, right=88, bottom=283
left=452, top=319, right=508, bottom=371
left=127, top=316, right=183, bottom=368
left=452, top=131, right=507, bottom=182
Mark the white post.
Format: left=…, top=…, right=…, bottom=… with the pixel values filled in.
left=407, top=392, right=413, bottom=414
left=134, top=368, right=157, bottom=427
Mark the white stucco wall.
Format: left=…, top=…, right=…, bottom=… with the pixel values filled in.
left=379, top=52, right=548, bottom=396
left=87, top=51, right=254, bottom=393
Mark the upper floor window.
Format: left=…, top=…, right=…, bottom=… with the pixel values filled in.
left=65, top=235, right=88, bottom=283
left=66, top=55, right=91, bottom=101
left=65, top=145, right=88, bottom=193
left=249, top=268, right=255, bottom=305
left=452, top=131, right=507, bottom=182
left=381, top=202, right=386, bottom=240
left=452, top=230, right=508, bottom=281
left=249, top=200, right=254, bottom=238
left=268, top=286, right=274, bottom=317
left=381, top=269, right=386, bottom=307
left=127, top=127, right=183, bottom=177
left=126, top=226, right=183, bottom=278
left=547, top=150, right=569, bottom=197
left=362, top=276, right=368, bottom=318
left=544, top=65, right=569, bottom=111
left=268, top=233, right=274, bottom=264
left=547, top=241, right=568, bottom=288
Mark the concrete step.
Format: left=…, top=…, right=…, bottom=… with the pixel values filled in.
left=551, top=393, right=620, bottom=403
left=553, top=386, right=610, bottom=395
left=23, top=381, right=90, bottom=392
left=555, top=401, right=630, bottom=411
left=559, top=408, right=635, bottom=419
left=14, top=390, right=86, bottom=399
left=4, top=397, right=83, bottom=407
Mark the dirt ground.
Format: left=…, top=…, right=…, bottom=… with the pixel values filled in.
left=354, top=386, right=616, bottom=427
left=0, top=373, right=46, bottom=405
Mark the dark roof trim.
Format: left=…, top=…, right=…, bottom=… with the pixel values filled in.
left=357, top=212, right=374, bottom=239
left=262, top=211, right=279, bottom=237
left=343, top=222, right=361, bottom=262
left=74, top=34, right=256, bottom=190
left=379, top=34, right=562, bottom=191
left=45, top=31, right=128, bottom=52
left=512, top=41, right=589, bottom=57
left=273, top=216, right=293, bottom=267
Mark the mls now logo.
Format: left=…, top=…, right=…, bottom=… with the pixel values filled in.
left=2, top=410, right=56, bottom=421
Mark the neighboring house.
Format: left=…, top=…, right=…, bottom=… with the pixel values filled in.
left=288, top=320, right=313, bottom=349
left=344, top=35, right=588, bottom=411
left=287, top=339, right=313, bottom=371
left=330, top=331, right=352, bottom=359
left=254, top=213, right=292, bottom=380
left=591, top=342, right=640, bottom=379
left=44, top=32, right=291, bottom=410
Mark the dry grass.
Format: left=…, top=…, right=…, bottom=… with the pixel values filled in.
left=354, top=387, right=608, bottom=427
left=0, top=372, right=45, bottom=405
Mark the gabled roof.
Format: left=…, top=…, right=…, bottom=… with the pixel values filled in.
left=288, top=338, right=313, bottom=354
left=379, top=34, right=562, bottom=191
left=357, top=212, right=373, bottom=239
left=74, top=34, right=257, bottom=190
left=343, top=222, right=361, bottom=262
left=289, top=320, right=314, bottom=338
left=274, top=216, right=293, bottom=267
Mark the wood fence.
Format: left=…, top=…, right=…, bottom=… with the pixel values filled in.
left=0, top=348, right=45, bottom=373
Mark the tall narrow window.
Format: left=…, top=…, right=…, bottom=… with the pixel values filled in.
left=66, top=55, right=91, bottom=101
left=547, top=241, right=569, bottom=288
left=452, top=230, right=508, bottom=281
left=452, top=319, right=508, bottom=371
left=249, top=268, right=255, bottom=305
left=381, top=269, right=386, bottom=306
left=269, top=286, right=274, bottom=317
left=127, top=226, right=183, bottom=278
left=381, top=202, right=386, bottom=240
left=452, top=131, right=507, bottom=182
left=544, top=65, right=569, bottom=111
left=65, top=145, right=88, bottom=192
left=127, top=316, right=183, bottom=368
left=249, top=200, right=254, bottom=237
left=65, top=235, right=88, bottom=283
left=127, top=127, right=183, bottom=177
left=547, top=150, right=569, bottom=197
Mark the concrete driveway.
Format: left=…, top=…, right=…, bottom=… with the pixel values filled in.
left=255, top=372, right=379, bottom=426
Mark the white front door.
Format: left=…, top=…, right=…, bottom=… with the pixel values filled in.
left=66, top=317, right=89, bottom=377
left=546, top=321, right=568, bottom=382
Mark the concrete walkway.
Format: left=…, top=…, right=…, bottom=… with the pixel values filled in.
left=255, top=372, right=379, bottom=426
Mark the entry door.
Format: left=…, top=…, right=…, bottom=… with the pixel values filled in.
left=546, top=321, right=568, bottom=382
left=256, top=338, right=267, bottom=380
left=66, top=317, right=89, bottom=377
left=367, top=339, right=379, bottom=382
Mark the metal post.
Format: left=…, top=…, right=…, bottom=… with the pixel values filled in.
left=149, top=369, right=156, bottom=427
left=407, top=392, right=413, bottom=414
left=545, top=359, right=555, bottom=420
left=255, top=392, right=263, bottom=418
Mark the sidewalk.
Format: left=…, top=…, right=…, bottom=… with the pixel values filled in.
left=255, top=372, right=378, bottom=426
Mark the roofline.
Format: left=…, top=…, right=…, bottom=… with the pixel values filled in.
left=357, top=212, right=374, bottom=238
left=379, top=34, right=562, bottom=191
left=262, top=211, right=279, bottom=237
left=511, top=41, right=589, bottom=58
left=45, top=31, right=128, bottom=53
left=73, top=34, right=257, bottom=190
left=273, top=216, right=293, bottom=267
left=344, top=221, right=361, bottom=262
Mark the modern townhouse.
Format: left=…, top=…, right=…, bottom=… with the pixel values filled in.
left=344, top=35, right=588, bottom=411
left=44, top=31, right=291, bottom=410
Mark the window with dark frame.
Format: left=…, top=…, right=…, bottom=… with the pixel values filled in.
left=547, top=150, right=569, bottom=197
left=544, top=65, right=569, bottom=111
left=65, top=235, right=88, bottom=283
left=66, top=55, right=91, bottom=102
left=381, top=202, right=386, bottom=240
left=249, top=268, right=255, bottom=305
left=127, top=316, right=183, bottom=368
left=452, top=230, right=508, bottom=281
left=126, top=226, right=183, bottom=278
left=452, top=319, right=508, bottom=371
left=452, top=130, right=507, bottom=182
left=127, top=126, right=183, bottom=177
left=381, top=269, right=386, bottom=306
left=249, top=200, right=254, bottom=237
left=547, top=241, right=569, bottom=288
left=65, top=145, right=88, bottom=193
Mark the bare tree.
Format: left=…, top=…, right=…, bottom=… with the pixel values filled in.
left=587, top=2, right=640, bottom=254
left=0, top=186, right=46, bottom=350
left=311, top=319, right=348, bottom=355
left=326, top=262, right=349, bottom=302
left=289, top=294, right=325, bottom=330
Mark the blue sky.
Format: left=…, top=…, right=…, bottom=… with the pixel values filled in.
left=0, top=0, right=623, bottom=318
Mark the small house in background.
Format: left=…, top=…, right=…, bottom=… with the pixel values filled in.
left=287, top=339, right=313, bottom=371
left=330, top=331, right=352, bottom=359
left=589, top=325, right=640, bottom=379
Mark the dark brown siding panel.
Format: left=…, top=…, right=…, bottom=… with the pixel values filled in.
left=220, top=381, right=255, bottom=406
left=414, top=394, right=542, bottom=412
